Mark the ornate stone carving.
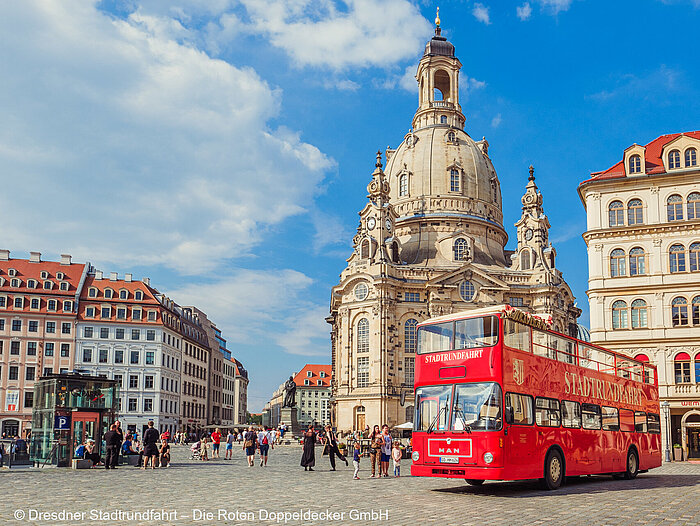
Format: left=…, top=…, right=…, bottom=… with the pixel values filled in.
left=650, top=185, right=659, bottom=194
left=594, top=243, right=603, bottom=252
left=653, top=238, right=662, bottom=247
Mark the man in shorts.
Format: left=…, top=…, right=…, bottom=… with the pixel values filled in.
left=225, top=430, right=234, bottom=460
left=257, top=426, right=273, bottom=466
left=211, top=428, right=222, bottom=459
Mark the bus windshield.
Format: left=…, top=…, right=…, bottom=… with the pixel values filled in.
left=414, top=382, right=502, bottom=432
left=417, top=316, right=498, bottom=354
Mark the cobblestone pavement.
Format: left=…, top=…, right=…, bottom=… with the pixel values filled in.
left=2, top=445, right=700, bottom=526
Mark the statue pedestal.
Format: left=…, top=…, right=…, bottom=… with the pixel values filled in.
left=279, top=407, right=301, bottom=438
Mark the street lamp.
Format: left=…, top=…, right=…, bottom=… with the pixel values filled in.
left=661, top=400, right=671, bottom=462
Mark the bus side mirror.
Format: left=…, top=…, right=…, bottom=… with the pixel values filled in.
left=505, top=407, right=514, bottom=425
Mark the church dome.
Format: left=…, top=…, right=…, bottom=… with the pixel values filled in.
left=424, top=35, right=455, bottom=57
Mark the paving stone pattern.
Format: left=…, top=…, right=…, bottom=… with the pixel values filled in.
left=3, top=445, right=700, bottom=526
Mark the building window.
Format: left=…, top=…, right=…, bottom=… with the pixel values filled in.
left=116, top=328, right=124, bottom=339
left=667, top=194, right=684, bottom=221
left=629, top=247, right=646, bottom=276
left=130, top=350, right=139, bottom=364
left=631, top=299, right=648, bottom=328
left=404, top=292, right=420, bottom=302
left=12, top=320, right=22, bottom=331
left=104, top=289, right=113, bottom=299
left=88, top=287, right=97, bottom=298
left=609, top=201, right=624, bottom=226
left=450, top=168, right=460, bottom=192
left=62, top=300, right=71, bottom=311
left=612, top=300, right=628, bottom=329
left=672, top=296, right=689, bottom=326
left=627, top=199, right=644, bottom=225
left=28, top=320, right=38, bottom=332
left=132, top=329, right=140, bottom=340
left=675, top=353, right=691, bottom=383
left=85, top=307, right=95, bottom=318
left=146, top=330, right=155, bottom=341
left=9, top=366, right=18, bottom=380
left=628, top=154, right=641, bottom=174
left=354, top=283, right=369, bottom=301
left=114, top=349, right=123, bottom=364
left=610, top=249, right=626, bottom=277
left=119, top=289, right=128, bottom=300
left=132, top=309, right=141, bottom=321
left=669, top=149, right=681, bottom=169
left=25, top=366, right=35, bottom=381
left=453, top=238, right=469, bottom=261
left=145, top=375, right=154, bottom=389
left=98, top=348, right=108, bottom=363
left=145, top=351, right=155, bottom=365
left=693, top=295, right=700, bottom=325
left=83, top=348, right=92, bottom=362
left=686, top=147, right=698, bottom=167
left=688, top=242, right=700, bottom=272
left=84, top=326, right=93, bottom=338
left=404, top=318, right=418, bottom=353
left=99, top=327, right=108, bottom=338
left=27, top=342, right=37, bottom=356
left=440, top=115, right=447, bottom=124
left=520, top=250, right=531, bottom=270
left=688, top=192, right=700, bottom=220
left=360, top=239, right=370, bottom=259
left=404, top=356, right=414, bottom=386
left=135, top=290, right=143, bottom=301
left=101, top=307, right=110, bottom=318
left=459, top=280, right=476, bottom=302
left=144, top=398, right=153, bottom=412
left=129, top=375, right=138, bottom=388
left=61, top=322, right=71, bottom=334
left=509, top=297, right=525, bottom=307
left=30, top=298, right=39, bottom=309
left=669, top=244, right=686, bottom=273
left=43, top=367, right=53, bottom=376
left=357, top=318, right=369, bottom=353
left=399, top=174, right=408, bottom=196
left=447, top=131, right=456, bottom=142
left=60, top=344, right=69, bottom=357
left=128, top=398, right=137, bottom=412
left=45, top=343, right=54, bottom=356
left=357, top=356, right=369, bottom=387
left=117, top=308, right=126, bottom=319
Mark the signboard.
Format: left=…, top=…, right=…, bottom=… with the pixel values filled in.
left=5, top=390, right=20, bottom=411
left=54, top=414, right=71, bottom=431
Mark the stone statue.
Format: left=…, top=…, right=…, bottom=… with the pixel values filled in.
left=283, top=376, right=297, bottom=408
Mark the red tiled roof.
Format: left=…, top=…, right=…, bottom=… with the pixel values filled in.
left=77, top=274, right=162, bottom=324
left=582, top=131, right=700, bottom=184
left=293, top=364, right=332, bottom=388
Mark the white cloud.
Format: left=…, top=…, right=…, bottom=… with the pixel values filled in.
left=538, top=0, right=573, bottom=14
left=168, top=269, right=330, bottom=356
left=491, top=113, right=502, bottom=128
left=472, top=3, right=491, bottom=25
left=517, top=2, right=533, bottom=20
left=238, top=0, right=432, bottom=69
left=0, top=2, right=333, bottom=275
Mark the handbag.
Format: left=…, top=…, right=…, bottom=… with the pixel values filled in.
left=244, top=438, right=253, bottom=448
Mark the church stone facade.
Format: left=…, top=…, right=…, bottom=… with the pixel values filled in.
left=327, top=22, right=581, bottom=432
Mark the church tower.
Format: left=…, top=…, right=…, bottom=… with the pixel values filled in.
left=328, top=13, right=581, bottom=432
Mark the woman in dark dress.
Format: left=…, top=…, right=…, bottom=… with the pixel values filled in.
left=301, top=425, right=316, bottom=471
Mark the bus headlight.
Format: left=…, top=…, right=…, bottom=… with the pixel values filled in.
left=483, top=452, right=494, bottom=464
left=412, top=451, right=420, bottom=462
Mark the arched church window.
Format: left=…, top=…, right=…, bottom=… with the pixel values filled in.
left=399, top=174, right=408, bottom=196
left=405, top=405, right=414, bottom=422
left=391, top=241, right=400, bottom=264
left=440, top=115, right=448, bottom=124
left=357, top=318, right=369, bottom=352
left=453, top=238, right=468, bottom=261
left=450, top=168, right=460, bottom=192
left=520, top=250, right=531, bottom=270
left=447, top=131, right=456, bottom=142
left=361, top=239, right=370, bottom=259
left=404, top=319, right=418, bottom=353
left=354, top=282, right=369, bottom=301
left=459, top=281, right=476, bottom=302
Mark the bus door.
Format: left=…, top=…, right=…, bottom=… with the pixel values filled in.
left=504, top=393, right=537, bottom=477
left=414, top=386, right=451, bottom=464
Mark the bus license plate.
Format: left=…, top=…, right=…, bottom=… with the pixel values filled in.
left=440, top=456, right=459, bottom=464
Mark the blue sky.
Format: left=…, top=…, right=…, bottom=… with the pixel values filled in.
left=1, top=1, right=698, bottom=411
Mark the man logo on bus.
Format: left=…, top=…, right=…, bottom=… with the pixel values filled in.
left=513, top=359, right=525, bottom=386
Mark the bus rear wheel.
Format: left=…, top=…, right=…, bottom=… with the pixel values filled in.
left=465, top=479, right=484, bottom=486
left=543, top=450, right=564, bottom=490
left=623, top=449, right=639, bottom=480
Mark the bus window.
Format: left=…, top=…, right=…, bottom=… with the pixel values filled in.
left=505, top=393, right=534, bottom=425
left=578, top=344, right=598, bottom=371
left=647, top=413, right=661, bottom=434
left=643, top=365, right=654, bottom=384
left=602, top=407, right=619, bottom=431
left=552, top=334, right=576, bottom=364
left=532, top=330, right=556, bottom=360
left=535, top=397, right=561, bottom=427
left=414, top=385, right=451, bottom=431
left=452, top=383, right=502, bottom=431
left=634, top=411, right=648, bottom=433
left=620, top=408, right=635, bottom=432
left=503, top=319, right=531, bottom=353
left=417, top=322, right=453, bottom=354
left=454, top=316, right=498, bottom=349
left=582, top=404, right=602, bottom=430
left=562, top=400, right=581, bottom=428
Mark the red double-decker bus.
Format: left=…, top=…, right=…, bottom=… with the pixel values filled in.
left=410, top=305, right=661, bottom=489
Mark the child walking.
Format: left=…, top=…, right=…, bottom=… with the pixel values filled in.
left=392, top=441, right=402, bottom=477
left=352, top=442, right=361, bottom=480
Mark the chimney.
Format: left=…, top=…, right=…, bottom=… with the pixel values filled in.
left=29, top=252, right=41, bottom=263
left=125, top=273, right=132, bottom=282
left=109, top=272, right=118, bottom=281
left=143, top=277, right=150, bottom=286
left=60, top=254, right=72, bottom=266
left=95, top=270, right=103, bottom=280
left=0, top=249, right=8, bottom=261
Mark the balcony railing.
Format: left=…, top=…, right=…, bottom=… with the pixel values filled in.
left=430, top=101, right=455, bottom=109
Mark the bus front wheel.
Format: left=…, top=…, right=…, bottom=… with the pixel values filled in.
left=465, top=479, right=484, bottom=486
left=543, top=449, right=564, bottom=490
left=623, top=449, right=639, bottom=480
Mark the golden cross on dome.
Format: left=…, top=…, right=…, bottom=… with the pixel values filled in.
left=435, top=7, right=440, bottom=27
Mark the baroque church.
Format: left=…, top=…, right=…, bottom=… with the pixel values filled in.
left=327, top=17, right=581, bottom=432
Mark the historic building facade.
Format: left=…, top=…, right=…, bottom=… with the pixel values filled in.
left=327, top=20, right=581, bottom=432
left=262, top=364, right=331, bottom=429
left=579, top=131, right=700, bottom=459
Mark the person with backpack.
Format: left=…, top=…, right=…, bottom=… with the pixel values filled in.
left=257, top=426, right=274, bottom=466
left=243, top=426, right=257, bottom=466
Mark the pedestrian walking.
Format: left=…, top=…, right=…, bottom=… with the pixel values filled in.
left=114, top=420, right=124, bottom=467
left=300, top=425, right=316, bottom=471
left=323, top=425, right=348, bottom=471
left=352, top=441, right=361, bottom=480
left=211, top=428, right=222, bottom=459
left=225, top=430, right=234, bottom=460
left=104, top=423, right=121, bottom=469
left=243, top=426, right=257, bottom=466
left=369, top=425, right=382, bottom=478
left=142, top=421, right=159, bottom=469
left=392, top=441, right=402, bottom=477
left=258, top=427, right=273, bottom=466
left=380, top=424, right=392, bottom=477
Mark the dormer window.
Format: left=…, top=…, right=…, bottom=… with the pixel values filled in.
left=304, top=379, right=310, bottom=385
left=88, top=287, right=97, bottom=298
left=320, top=371, right=326, bottom=378
left=628, top=154, right=641, bottom=174
left=63, top=300, right=72, bottom=312
left=56, top=272, right=64, bottom=280
left=686, top=148, right=697, bottom=167
left=453, top=238, right=469, bottom=261
left=307, top=371, right=313, bottom=377
left=60, top=282, right=69, bottom=291
left=8, top=269, right=16, bottom=277
left=40, top=271, right=48, bottom=279
left=134, top=290, right=143, bottom=301
left=317, top=379, right=323, bottom=386
left=450, top=168, right=460, bottom=192
left=10, top=278, right=19, bottom=288
left=27, top=279, right=36, bottom=289
left=669, top=149, right=681, bottom=169
left=119, top=289, right=128, bottom=300
left=104, top=289, right=113, bottom=299
left=43, top=281, right=52, bottom=290
left=47, top=299, right=57, bottom=311
left=399, top=174, right=408, bottom=196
